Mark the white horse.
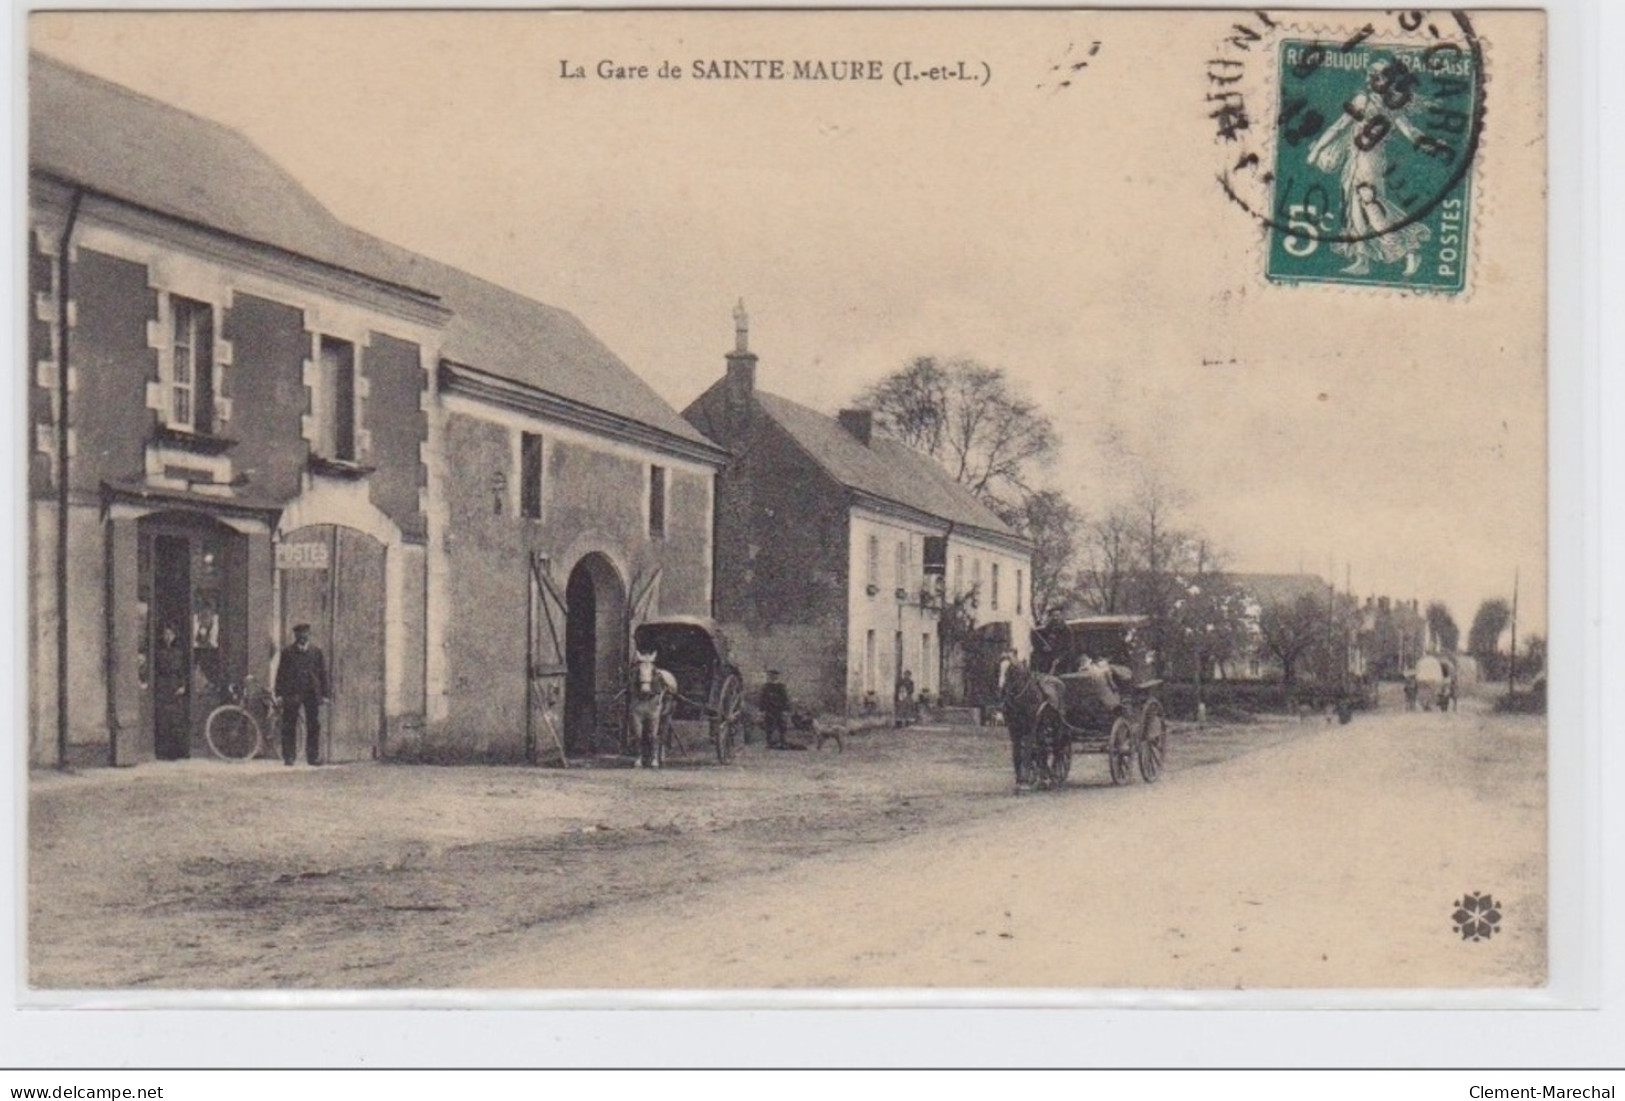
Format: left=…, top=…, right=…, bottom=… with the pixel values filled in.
left=628, top=649, right=678, bottom=768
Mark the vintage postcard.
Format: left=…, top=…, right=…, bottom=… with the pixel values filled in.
left=21, top=8, right=1550, bottom=999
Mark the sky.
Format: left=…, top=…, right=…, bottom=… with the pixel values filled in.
left=29, top=9, right=1549, bottom=634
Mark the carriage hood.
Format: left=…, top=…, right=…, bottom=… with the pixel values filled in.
left=632, top=617, right=734, bottom=667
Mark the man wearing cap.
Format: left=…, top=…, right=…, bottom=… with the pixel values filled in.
left=274, top=623, right=329, bottom=766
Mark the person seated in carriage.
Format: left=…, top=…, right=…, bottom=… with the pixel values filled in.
left=1071, top=651, right=1136, bottom=716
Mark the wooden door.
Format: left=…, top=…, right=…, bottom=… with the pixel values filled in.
left=331, top=527, right=385, bottom=762
left=278, top=525, right=385, bottom=763
left=528, top=553, right=568, bottom=764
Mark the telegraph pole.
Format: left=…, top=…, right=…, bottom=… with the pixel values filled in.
left=1193, top=541, right=1206, bottom=724
left=1508, top=568, right=1519, bottom=698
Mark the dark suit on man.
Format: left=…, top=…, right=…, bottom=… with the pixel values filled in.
left=758, top=680, right=790, bottom=748
left=275, top=639, right=329, bottom=764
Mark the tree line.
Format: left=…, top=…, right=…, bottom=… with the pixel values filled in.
left=855, top=356, right=1544, bottom=692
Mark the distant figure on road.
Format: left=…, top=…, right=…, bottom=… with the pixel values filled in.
left=895, top=670, right=916, bottom=727
left=1403, top=674, right=1419, bottom=711
left=758, top=669, right=791, bottom=749
left=275, top=623, right=329, bottom=766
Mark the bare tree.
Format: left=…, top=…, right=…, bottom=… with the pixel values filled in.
left=1077, top=506, right=1136, bottom=614
left=995, top=489, right=1079, bottom=622
left=859, top=356, right=1058, bottom=511
left=1120, top=475, right=1200, bottom=676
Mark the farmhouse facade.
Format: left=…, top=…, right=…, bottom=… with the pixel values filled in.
left=27, top=54, right=722, bottom=768
left=683, top=309, right=1033, bottom=717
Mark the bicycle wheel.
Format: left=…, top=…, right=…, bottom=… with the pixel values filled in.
left=205, top=704, right=263, bottom=761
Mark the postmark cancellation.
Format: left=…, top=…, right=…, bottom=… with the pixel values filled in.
left=1212, top=12, right=1485, bottom=294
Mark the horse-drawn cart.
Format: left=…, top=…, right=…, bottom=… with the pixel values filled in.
left=1002, top=615, right=1168, bottom=789
left=629, top=616, right=747, bottom=764
left=1036, top=667, right=1167, bottom=786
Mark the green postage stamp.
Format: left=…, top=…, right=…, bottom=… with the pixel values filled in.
left=1265, top=36, right=1480, bottom=292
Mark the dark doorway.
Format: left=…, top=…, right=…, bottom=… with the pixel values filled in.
left=563, top=552, right=627, bottom=757
left=135, top=511, right=249, bottom=763
left=151, top=534, right=192, bottom=759
left=564, top=564, right=597, bottom=754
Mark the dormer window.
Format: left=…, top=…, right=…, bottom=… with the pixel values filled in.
left=166, top=295, right=214, bottom=433
left=316, top=336, right=358, bottom=462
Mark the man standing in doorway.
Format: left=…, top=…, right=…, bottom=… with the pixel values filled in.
left=275, top=623, right=329, bottom=766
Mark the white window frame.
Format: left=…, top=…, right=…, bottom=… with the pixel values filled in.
left=165, top=294, right=213, bottom=433
left=314, top=334, right=361, bottom=462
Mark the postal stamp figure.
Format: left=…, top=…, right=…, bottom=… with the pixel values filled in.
left=1266, top=38, right=1478, bottom=292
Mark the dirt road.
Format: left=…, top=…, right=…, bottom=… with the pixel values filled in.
left=28, top=699, right=1544, bottom=991
left=462, top=704, right=1546, bottom=990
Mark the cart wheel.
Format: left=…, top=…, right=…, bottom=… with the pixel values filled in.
left=1108, top=716, right=1134, bottom=785
left=713, top=674, right=743, bottom=764
left=1138, top=701, right=1166, bottom=783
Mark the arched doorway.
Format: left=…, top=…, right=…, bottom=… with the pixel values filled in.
left=563, top=552, right=626, bottom=756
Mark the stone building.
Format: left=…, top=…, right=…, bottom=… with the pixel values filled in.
left=415, top=260, right=724, bottom=760
left=27, top=54, right=721, bottom=767
left=683, top=308, right=1033, bottom=718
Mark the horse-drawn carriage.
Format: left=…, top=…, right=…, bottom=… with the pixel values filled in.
left=626, top=616, right=747, bottom=766
left=1001, top=615, right=1168, bottom=789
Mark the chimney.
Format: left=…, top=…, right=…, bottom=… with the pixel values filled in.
left=838, top=408, right=874, bottom=446
left=725, top=297, right=756, bottom=408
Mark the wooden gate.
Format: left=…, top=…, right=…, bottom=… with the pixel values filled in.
left=527, top=552, right=569, bottom=765
left=278, top=525, right=386, bottom=763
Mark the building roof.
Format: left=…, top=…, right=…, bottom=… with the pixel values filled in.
left=30, top=52, right=716, bottom=454
left=391, top=250, right=719, bottom=450
left=1225, top=573, right=1332, bottom=608
left=752, top=391, right=1020, bottom=542
left=30, top=54, right=426, bottom=295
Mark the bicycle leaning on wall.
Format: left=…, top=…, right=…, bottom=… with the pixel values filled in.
left=204, top=675, right=296, bottom=762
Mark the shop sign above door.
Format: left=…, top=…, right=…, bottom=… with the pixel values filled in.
left=275, top=541, right=330, bottom=570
